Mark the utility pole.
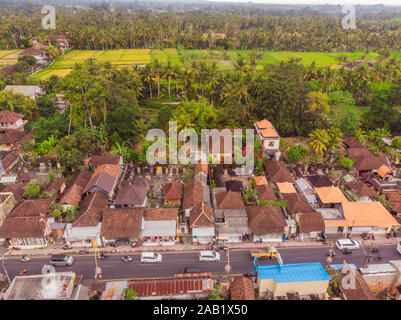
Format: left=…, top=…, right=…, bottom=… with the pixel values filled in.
left=224, top=247, right=231, bottom=276
left=1, top=254, right=10, bottom=284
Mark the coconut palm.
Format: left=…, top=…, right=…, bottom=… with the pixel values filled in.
left=308, top=129, right=330, bottom=158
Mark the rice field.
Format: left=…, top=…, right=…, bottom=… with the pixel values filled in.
left=30, top=48, right=400, bottom=80
left=0, top=49, right=22, bottom=67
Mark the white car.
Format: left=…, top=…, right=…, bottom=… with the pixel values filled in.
left=199, top=251, right=220, bottom=262
left=140, top=252, right=162, bottom=264
left=397, top=240, right=401, bottom=255
left=335, top=239, right=360, bottom=250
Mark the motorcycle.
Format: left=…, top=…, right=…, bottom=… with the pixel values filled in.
left=131, top=242, right=139, bottom=248
left=121, top=256, right=132, bottom=262
left=19, top=269, right=29, bottom=276
left=370, top=246, right=380, bottom=254
left=63, top=244, right=72, bottom=250
left=99, top=253, right=107, bottom=259
left=20, top=255, right=31, bottom=262
left=111, top=248, right=120, bottom=253
left=326, top=249, right=336, bottom=257
left=79, top=249, right=89, bottom=255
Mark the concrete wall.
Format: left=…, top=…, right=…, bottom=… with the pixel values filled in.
left=258, top=275, right=329, bottom=295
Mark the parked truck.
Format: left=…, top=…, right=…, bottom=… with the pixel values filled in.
left=250, top=246, right=278, bottom=259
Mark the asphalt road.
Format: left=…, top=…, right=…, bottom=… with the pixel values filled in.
left=1, top=244, right=400, bottom=282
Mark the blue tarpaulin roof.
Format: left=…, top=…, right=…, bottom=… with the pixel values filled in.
left=257, top=262, right=331, bottom=283
left=329, top=264, right=357, bottom=270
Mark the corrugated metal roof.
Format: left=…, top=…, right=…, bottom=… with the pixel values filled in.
left=257, top=262, right=331, bottom=283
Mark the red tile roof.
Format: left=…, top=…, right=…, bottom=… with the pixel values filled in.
left=144, top=208, right=178, bottom=221
left=101, top=208, right=144, bottom=239
left=246, top=206, right=286, bottom=234
left=230, top=276, right=255, bottom=300
left=189, top=202, right=214, bottom=228
left=0, top=217, right=48, bottom=238
left=164, top=182, right=183, bottom=200
left=72, top=191, right=108, bottom=227
left=298, top=211, right=325, bottom=233
left=59, top=170, right=91, bottom=206
left=9, top=199, right=54, bottom=218
left=182, top=181, right=204, bottom=210
left=215, top=191, right=245, bottom=210
left=0, top=111, right=24, bottom=123
left=265, top=160, right=294, bottom=183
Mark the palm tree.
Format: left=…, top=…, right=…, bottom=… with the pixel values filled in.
left=308, top=129, right=330, bottom=159
left=111, top=141, right=129, bottom=160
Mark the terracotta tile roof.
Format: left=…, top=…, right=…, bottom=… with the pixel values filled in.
left=383, top=191, right=401, bottom=213
left=19, top=47, right=46, bottom=56
left=324, top=201, right=400, bottom=228
left=353, top=155, right=389, bottom=172
left=1, top=150, right=20, bottom=172
left=225, top=180, right=244, bottom=192
left=254, top=176, right=268, bottom=185
left=343, top=136, right=364, bottom=149
left=276, top=182, right=297, bottom=194
left=0, top=111, right=25, bottom=123
left=347, top=147, right=373, bottom=159
left=127, top=277, right=214, bottom=297
left=144, top=208, right=178, bottom=221
left=9, top=199, right=53, bottom=218
left=164, top=182, right=183, bottom=200
left=265, top=160, right=294, bottom=183
left=0, top=217, right=48, bottom=238
left=115, top=180, right=148, bottom=206
left=283, top=193, right=312, bottom=214
left=255, top=119, right=280, bottom=138
left=93, top=164, right=120, bottom=178
left=0, top=184, right=25, bottom=202
left=90, top=155, right=121, bottom=167
left=101, top=208, right=144, bottom=239
left=307, top=175, right=333, bottom=188
left=189, top=202, right=214, bottom=228
left=215, top=191, right=245, bottom=210
left=315, top=186, right=349, bottom=204
left=72, top=191, right=108, bottom=227
left=45, top=179, right=65, bottom=194
left=230, top=276, right=255, bottom=300
left=298, top=211, right=325, bottom=233
left=339, top=268, right=376, bottom=300
left=59, top=170, right=91, bottom=206
left=246, top=206, right=286, bottom=234
left=377, top=165, right=392, bottom=178
left=0, top=129, right=26, bottom=144
left=182, top=181, right=204, bottom=210
left=346, top=182, right=377, bottom=198
left=254, top=184, right=276, bottom=201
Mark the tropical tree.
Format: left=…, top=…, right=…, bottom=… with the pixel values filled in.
left=308, top=128, right=330, bottom=159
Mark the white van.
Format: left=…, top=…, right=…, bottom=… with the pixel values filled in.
left=397, top=240, right=401, bottom=255
left=140, top=252, right=162, bottom=264
left=199, top=251, right=220, bottom=262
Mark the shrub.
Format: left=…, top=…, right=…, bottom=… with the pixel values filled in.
left=337, top=157, right=354, bottom=169
left=23, top=178, right=42, bottom=199
left=286, top=145, right=308, bottom=164
left=391, top=137, right=401, bottom=149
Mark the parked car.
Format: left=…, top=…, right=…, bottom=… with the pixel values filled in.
left=178, top=267, right=203, bottom=274
left=199, top=251, right=220, bottom=262
left=140, top=252, right=162, bottom=264
left=335, top=239, right=360, bottom=251
left=397, top=240, right=401, bottom=255
left=49, top=254, right=74, bottom=267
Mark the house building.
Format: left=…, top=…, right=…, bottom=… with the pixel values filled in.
left=189, top=202, right=215, bottom=244
left=31, top=38, right=49, bottom=50
left=297, top=211, right=325, bottom=241
left=254, top=184, right=276, bottom=201
left=382, top=191, right=401, bottom=217
left=0, top=111, right=27, bottom=130
left=18, top=47, right=47, bottom=65
left=0, top=184, right=25, bottom=202
left=283, top=193, right=312, bottom=215
left=64, top=191, right=108, bottom=247
left=307, top=175, right=334, bottom=188
left=59, top=170, right=91, bottom=210
left=163, top=182, right=182, bottom=206
left=0, top=192, right=15, bottom=223
left=88, top=155, right=123, bottom=169
left=358, top=260, right=401, bottom=294
left=346, top=182, right=377, bottom=200
left=225, top=180, right=244, bottom=193
left=255, top=262, right=331, bottom=296
left=182, top=180, right=204, bottom=218
left=314, top=186, right=349, bottom=207
left=142, top=208, right=178, bottom=245
left=0, top=150, right=20, bottom=174
left=0, top=199, right=54, bottom=248
left=246, top=206, right=287, bottom=242
left=44, top=178, right=66, bottom=197
left=254, top=176, right=268, bottom=186
left=49, top=34, right=70, bottom=51
left=295, top=178, right=318, bottom=207
left=276, top=182, right=297, bottom=195
left=265, top=160, right=294, bottom=183
left=323, top=201, right=400, bottom=235
left=212, top=189, right=250, bottom=242
left=83, top=164, right=121, bottom=197
left=0, top=129, right=26, bottom=151
left=101, top=208, right=144, bottom=245
left=4, top=85, right=45, bottom=100
left=254, top=119, right=281, bottom=155
left=114, top=178, right=148, bottom=208
left=230, top=276, right=255, bottom=300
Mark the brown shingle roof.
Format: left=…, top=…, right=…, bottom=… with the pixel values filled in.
left=215, top=191, right=245, bottom=210
left=115, top=180, right=148, bottom=206
left=283, top=193, right=312, bottom=214
left=9, top=199, right=53, bottom=218
left=90, top=155, right=121, bottom=167
left=189, top=202, right=214, bottom=228
left=343, top=136, right=365, bottom=149
left=0, top=184, right=25, bottom=202
left=246, top=206, right=286, bottom=234
left=101, top=208, right=144, bottom=239
left=298, top=211, right=325, bottom=233
left=347, top=182, right=377, bottom=198
left=59, top=170, right=91, bottom=206
left=307, top=175, right=334, bottom=188
left=254, top=184, right=276, bottom=201
left=230, top=276, right=255, bottom=300
left=182, top=181, right=204, bottom=210
left=347, top=147, right=373, bottom=159
left=0, top=217, right=48, bottom=238
left=0, top=111, right=25, bottom=123
left=144, top=208, right=178, bottom=221
left=340, top=268, right=376, bottom=300
left=19, top=47, right=46, bottom=56
left=0, top=130, right=26, bottom=144
left=164, top=182, right=183, bottom=200
left=45, top=178, right=65, bottom=194
left=83, top=171, right=117, bottom=195
left=1, top=150, right=20, bottom=172
left=265, top=160, right=294, bottom=183
left=353, top=155, right=389, bottom=171
left=72, top=191, right=108, bottom=227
